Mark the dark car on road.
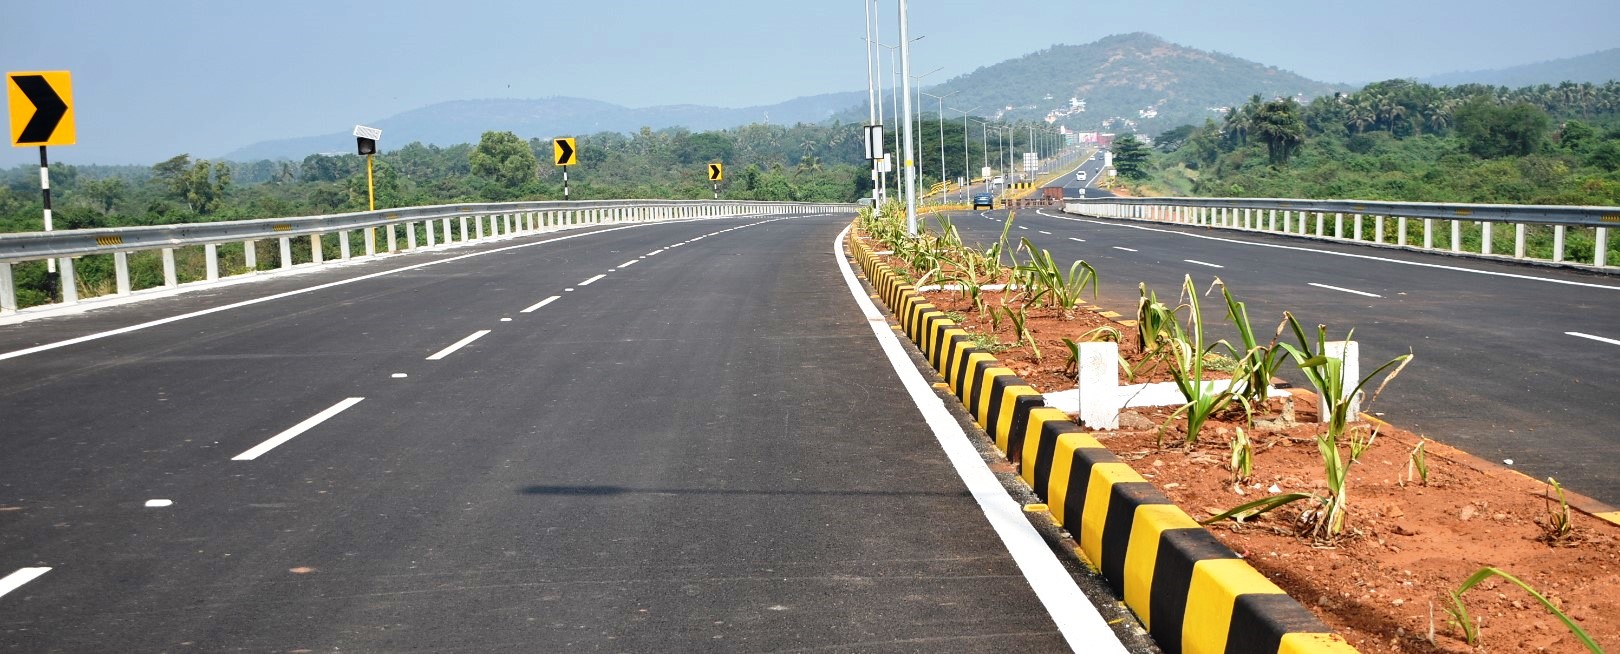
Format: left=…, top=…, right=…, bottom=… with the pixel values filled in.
left=972, top=193, right=994, bottom=209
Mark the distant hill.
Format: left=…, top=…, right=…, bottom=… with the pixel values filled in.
left=223, top=92, right=867, bottom=161
left=1421, top=48, right=1620, bottom=88
left=916, top=33, right=1346, bottom=134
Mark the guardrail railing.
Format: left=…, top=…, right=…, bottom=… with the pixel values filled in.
left=1065, top=197, right=1620, bottom=271
left=0, top=199, right=852, bottom=315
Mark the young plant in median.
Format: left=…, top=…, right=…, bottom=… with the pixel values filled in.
left=1014, top=237, right=1098, bottom=317
left=1205, top=312, right=1413, bottom=543
left=1445, top=567, right=1603, bottom=652
left=1157, top=275, right=1250, bottom=448
left=1212, top=278, right=1287, bottom=406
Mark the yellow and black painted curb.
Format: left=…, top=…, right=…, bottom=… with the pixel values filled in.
left=850, top=229, right=1357, bottom=654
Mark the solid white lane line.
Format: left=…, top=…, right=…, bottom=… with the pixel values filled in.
left=618, top=259, right=638, bottom=269
left=0, top=567, right=51, bottom=600
left=1184, top=259, right=1224, bottom=268
left=426, top=330, right=491, bottom=360
left=1068, top=237, right=1086, bottom=242
left=232, top=397, right=365, bottom=461
left=1309, top=282, right=1382, bottom=298
left=1567, top=331, right=1620, bottom=346
left=579, top=274, right=606, bottom=286
left=1113, top=246, right=1138, bottom=252
left=522, top=296, right=560, bottom=313
left=1039, top=230, right=1052, bottom=235
left=1037, top=210, right=1620, bottom=292
left=0, top=219, right=715, bottom=363
left=834, top=226, right=1126, bottom=653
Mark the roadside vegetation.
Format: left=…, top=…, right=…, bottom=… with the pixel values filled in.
left=1127, top=79, right=1620, bottom=208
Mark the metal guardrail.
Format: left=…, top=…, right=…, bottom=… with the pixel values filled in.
left=0, top=199, right=854, bottom=314
left=1065, top=196, right=1620, bottom=270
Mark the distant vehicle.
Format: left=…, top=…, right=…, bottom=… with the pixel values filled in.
left=992, top=175, right=1005, bottom=186
left=1076, top=170, right=1088, bottom=182
left=1041, top=186, right=1065, bottom=201
left=972, top=193, right=994, bottom=209
left=1092, top=152, right=1100, bottom=160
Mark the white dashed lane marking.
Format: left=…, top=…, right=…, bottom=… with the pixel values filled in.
left=1567, top=331, right=1620, bottom=347
left=0, top=568, right=51, bottom=600
left=1308, top=282, right=1382, bottom=298
left=232, top=397, right=366, bottom=461
left=579, top=274, right=606, bottom=286
left=426, top=330, right=492, bottom=360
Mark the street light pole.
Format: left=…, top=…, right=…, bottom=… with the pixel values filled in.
left=863, top=0, right=878, bottom=207
left=897, top=0, right=919, bottom=235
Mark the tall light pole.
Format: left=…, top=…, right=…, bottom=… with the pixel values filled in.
left=955, top=106, right=980, bottom=202
left=897, top=0, right=919, bottom=235
left=862, top=0, right=879, bottom=206
left=921, top=90, right=955, bottom=204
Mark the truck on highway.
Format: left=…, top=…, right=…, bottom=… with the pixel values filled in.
left=1041, top=186, right=1065, bottom=201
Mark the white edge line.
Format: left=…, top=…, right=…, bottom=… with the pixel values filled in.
left=1308, top=282, right=1382, bottom=298
left=426, top=329, right=492, bottom=361
left=1112, top=246, right=1138, bottom=252
left=618, top=259, right=638, bottom=269
left=1567, top=331, right=1620, bottom=346
left=833, top=225, right=1126, bottom=653
left=521, top=296, right=560, bottom=313
left=578, top=274, right=606, bottom=286
left=1041, top=210, right=1620, bottom=292
left=232, top=397, right=365, bottom=461
left=1183, top=259, right=1224, bottom=268
left=0, top=567, right=51, bottom=599
left=0, top=221, right=686, bottom=363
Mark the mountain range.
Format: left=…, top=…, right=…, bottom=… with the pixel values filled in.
left=222, top=92, right=866, bottom=161
left=225, top=34, right=1620, bottom=162
left=1420, top=48, right=1620, bottom=88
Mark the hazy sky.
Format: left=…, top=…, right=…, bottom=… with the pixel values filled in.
left=3, top=0, right=1618, bottom=165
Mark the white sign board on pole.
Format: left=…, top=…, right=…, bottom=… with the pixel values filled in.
left=981, top=166, right=992, bottom=179
left=1023, top=152, right=1038, bottom=173
left=353, top=125, right=383, bottom=140
left=864, top=125, right=885, bottom=160
left=877, top=156, right=892, bottom=173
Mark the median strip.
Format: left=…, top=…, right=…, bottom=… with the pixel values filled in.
left=232, top=397, right=365, bottom=461
left=427, top=330, right=491, bottom=360
left=846, top=227, right=1357, bottom=654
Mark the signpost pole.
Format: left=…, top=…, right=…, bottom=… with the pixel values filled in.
left=365, top=153, right=376, bottom=211
left=39, top=145, right=54, bottom=273
left=563, top=169, right=569, bottom=199
left=713, top=183, right=719, bottom=201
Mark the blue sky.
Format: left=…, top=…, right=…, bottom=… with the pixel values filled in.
left=3, top=0, right=1618, bottom=165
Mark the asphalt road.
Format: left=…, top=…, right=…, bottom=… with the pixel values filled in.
left=941, top=206, right=1620, bottom=505
left=0, top=214, right=1133, bottom=652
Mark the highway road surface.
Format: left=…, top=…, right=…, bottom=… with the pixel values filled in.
left=941, top=205, right=1620, bottom=506
left=0, top=213, right=1145, bottom=652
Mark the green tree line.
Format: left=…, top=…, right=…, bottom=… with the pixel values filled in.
left=1132, top=79, right=1620, bottom=206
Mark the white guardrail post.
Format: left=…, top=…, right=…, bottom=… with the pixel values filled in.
left=1062, top=196, right=1620, bottom=274
left=0, top=199, right=854, bottom=315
